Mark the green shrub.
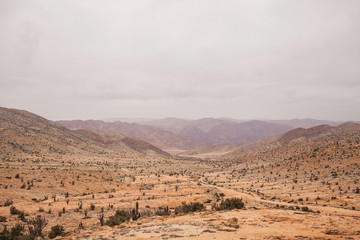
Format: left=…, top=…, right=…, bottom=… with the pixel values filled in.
left=105, top=210, right=131, bottom=227
left=213, top=198, right=245, bottom=210
left=175, top=202, right=205, bottom=215
left=48, top=225, right=65, bottom=239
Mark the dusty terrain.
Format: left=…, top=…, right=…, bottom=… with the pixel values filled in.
left=1, top=155, right=360, bottom=240
left=1, top=107, right=360, bottom=239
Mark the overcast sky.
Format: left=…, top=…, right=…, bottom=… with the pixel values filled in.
left=1, top=0, right=360, bottom=121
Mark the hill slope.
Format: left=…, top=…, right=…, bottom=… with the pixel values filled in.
left=222, top=122, right=360, bottom=164
left=269, top=119, right=342, bottom=128
left=0, top=107, right=170, bottom=160
left=75, top=129, right=171, bottom=158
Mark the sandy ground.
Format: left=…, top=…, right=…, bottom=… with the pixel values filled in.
left=1, top=156, right=360, bottom=239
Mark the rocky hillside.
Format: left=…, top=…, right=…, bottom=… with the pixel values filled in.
left=0, top=107, right=170, bottom=160
left=222, top=122, right=360, bottom=164
left=75, top=129, right=171, bottom=158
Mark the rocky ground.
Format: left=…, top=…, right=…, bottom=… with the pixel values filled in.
left=1, top=155, right=360, bottom=239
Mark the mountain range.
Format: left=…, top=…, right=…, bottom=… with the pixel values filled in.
left=2, top=106, right=356, bottom=163
left=57, top=118, right=302, bottom=151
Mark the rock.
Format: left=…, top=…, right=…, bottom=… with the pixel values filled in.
left=229, top=223, right=239, bottom=229
left=227, top=217, right=238, bottom=224
left=226, top=217, right=239, bottom=229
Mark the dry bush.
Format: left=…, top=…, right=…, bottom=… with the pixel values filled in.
left=105, top=210, right=131, bottom=227
left=175, top=202, right=205, bottom=215
left=213, top=198, right=245, bottom=210
left=48, top=225, right=65, bottom=239
left=28, top=215, right=48, bottom=238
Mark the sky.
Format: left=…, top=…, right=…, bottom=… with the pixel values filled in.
left=1, top=0, right=360, bottom=121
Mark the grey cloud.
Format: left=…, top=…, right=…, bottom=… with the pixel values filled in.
left=0, top=0, right=360, bottom=120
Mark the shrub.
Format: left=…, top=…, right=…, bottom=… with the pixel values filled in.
left=0, top=216, right=6, bottom=222
left=98, top=212, right=104, bottom=226
left=0, top=224, right=24, bottom=240
left=18, top=211, right=25, bottom=222
left=155, top=206, right=171, bottom=216
left=4, top=199, right=13, bottom=207
left=175, top=202, right=205, bottom=215
left=10, top=206, right=20, bottom=215
left=28, top=215, right=48, bottom=238
left=90, top=203, right=95, bottom=211
left=48, top=225, right=65, bottom=239
left=105, top=210, right=131, bottom=227
left=301, top=206, right=312, bottom=212
left=213, top=198, right=245, bottom=211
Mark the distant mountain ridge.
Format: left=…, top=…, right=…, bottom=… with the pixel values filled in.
left=59, top=117, right=345, bottom=151
left=56, top=120, right=197, bottom=151
left=141, top=118, right=294, bottom=147
left=269, top=119, right=342, bottom=128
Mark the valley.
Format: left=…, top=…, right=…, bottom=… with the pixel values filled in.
left=1, top=107, right=360, bottom=240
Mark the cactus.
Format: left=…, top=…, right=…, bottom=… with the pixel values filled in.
left=132, top=202, right=140, bottom=220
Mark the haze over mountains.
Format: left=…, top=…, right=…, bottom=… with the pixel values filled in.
left=2, top=106, right=352, bottom=161
left=56, top=120, right=196, bottom=152
left=57, top=117, right=345, bottom=154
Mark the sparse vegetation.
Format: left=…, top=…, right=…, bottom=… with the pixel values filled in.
left=1, top=107, right=360, bottom=239
left=155, top=206, right=171, bottom=216
left=4, top=199, right=13, bottom=207
left=28, top=215, right=48, bottom=238
left=0, top=224, right=24, bottom=240
left=48, top=225, right=65, bottom=239
left=213, top=198, right=245, bottom=211
left=175, top=202, right=205, bottom=215
left=104, top=210, right=131, bottom=227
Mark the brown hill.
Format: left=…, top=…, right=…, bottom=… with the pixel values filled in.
left=278, top=124, right=337, bottom=144
left=57, top=120, right=197, bottom=152
left=0, top=107, right=170, bottom=160
left=75, top=129, right=171, bottom=158
left=269, top=118, right=342, bottom=128
left=222, top=122, right=360, bottom=164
